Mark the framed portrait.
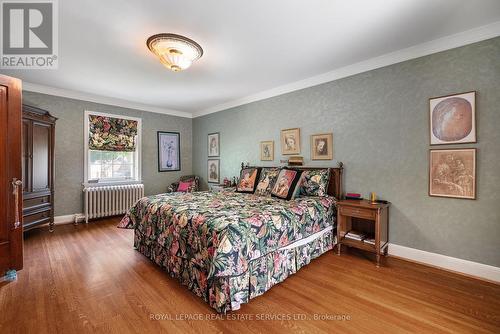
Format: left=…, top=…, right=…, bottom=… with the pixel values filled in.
left=207, top=159, right=220, bottom=184
left=157, top=131, right=180, bottom=172
left=280, top=128, right=300, bottom=155
left=429, top=91, right=476, bottom=145
left=311, top=133, right=333, bottom=160
left=208, top=133, right=220, bottom=157
left=260, top=141, right=274, bottom=161
left=429, top=148, right=476, bottom=200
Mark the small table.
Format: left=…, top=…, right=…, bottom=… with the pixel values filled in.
left=209, top=184, right=235, bottom=192
left=336, top=199, right=390, bottom=267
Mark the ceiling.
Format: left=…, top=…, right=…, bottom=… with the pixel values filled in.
left=3, top=0, right=500, bottom=117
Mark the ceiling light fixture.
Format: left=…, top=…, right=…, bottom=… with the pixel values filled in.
left=147, top=33, right=203, bottom=72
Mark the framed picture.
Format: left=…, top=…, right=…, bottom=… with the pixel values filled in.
left=280, top=128, right=300, bottom=155
left=207, top=159, right=220, bottom=184
left=157, top=131, right=180, bottom=172
left=311, top=133, right=333, bottom=160
left=260, top=141, right=274, bottom=161
left=208, top=132, right=220, bottom=157
left=429, top=148, right=476, bottom=200
left=429, top=91, right=476, bottom=145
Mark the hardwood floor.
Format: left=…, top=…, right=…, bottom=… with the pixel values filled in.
left=1, top=217, right=499, bottom=334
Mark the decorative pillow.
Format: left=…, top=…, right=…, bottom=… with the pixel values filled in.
left=298, top=169, right=331, bottom=197
left=236, top=167, right=261, bottom=193
left=271, top=168, right=303, bottom=200
left=255, top=168, right=280, bottom=196
left=177, top=180, right=193, bottom=192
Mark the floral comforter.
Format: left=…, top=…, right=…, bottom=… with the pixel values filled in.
left=119, top=191, right=335, bottom=279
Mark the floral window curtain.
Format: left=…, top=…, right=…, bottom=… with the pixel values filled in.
left=88, top=114, right=138, bottom=152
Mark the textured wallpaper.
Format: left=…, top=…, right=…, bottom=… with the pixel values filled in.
left=22, top=92, right=193, bottom=217
left=193, top=37, right=500, bottom=267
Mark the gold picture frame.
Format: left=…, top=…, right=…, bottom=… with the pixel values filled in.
left=280, top=128, right=300, bottom=155
left=311, top=133, right=333, bottom=160
left=429, top=148, right=476, bottom=200
left=260, top=141, right=274, bottom=161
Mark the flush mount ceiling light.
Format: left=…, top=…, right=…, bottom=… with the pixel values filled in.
left=147, top=33, right=203, bottom=72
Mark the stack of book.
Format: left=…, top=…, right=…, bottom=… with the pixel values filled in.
left=345, top=192, right=362, bottom=200
left=363, top=237, right=375, bottom=245
left=344, top=231, right=365, bottom=241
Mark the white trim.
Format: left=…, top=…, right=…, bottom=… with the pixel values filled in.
left=193, top=20, right=500, bottom=117
left=389, top=243, right=500, bottom=283
left=84, top=110, right=142, bottom=184
left=53, top=214, right=80, bottom=224
left=281, top=225, right=332, bottom=250
left=23, top=82, right=192, bottom=118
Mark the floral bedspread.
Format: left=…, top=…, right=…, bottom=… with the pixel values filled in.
left=119, top=191, right=335, bottom=279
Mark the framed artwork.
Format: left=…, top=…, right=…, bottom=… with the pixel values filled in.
left=260, top=141, right=274, bottom=161
left=280, top=128, right=300, bottom=155
left=311, top=133, right=333, bottom=160
left=157, top=131, right=180, bottom=172
left=207, top=159, right=220, bottom=184
left=208, top=133, right=220, bottom=157
left=429, top=91, right=476, bottom=145
left=429, top=148, right=476, bottom=200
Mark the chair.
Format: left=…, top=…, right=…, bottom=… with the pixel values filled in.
left=167, top=175, right=200, bottom=193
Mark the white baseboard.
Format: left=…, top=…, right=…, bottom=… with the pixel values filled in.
left=53, top=213, right=83, bottom=225
left=388, top=243, right=500, bottom=283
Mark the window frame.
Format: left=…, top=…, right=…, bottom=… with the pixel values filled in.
left=83, top=110, right=142, bottom=186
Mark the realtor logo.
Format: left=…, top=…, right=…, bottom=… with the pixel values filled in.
left=1, top=0, right=58, bottom=68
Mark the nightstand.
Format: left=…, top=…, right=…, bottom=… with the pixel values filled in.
left=209, top=184, right=235, bottom=192
left=336, top=199, right=390, bottom=267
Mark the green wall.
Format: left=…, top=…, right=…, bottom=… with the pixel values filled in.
left=193, top=37, right=500, bottom=267
left=22, top=92, right=192, bottom=216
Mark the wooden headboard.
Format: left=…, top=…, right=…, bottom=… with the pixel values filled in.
left=241, top=162, right=344, bottom=199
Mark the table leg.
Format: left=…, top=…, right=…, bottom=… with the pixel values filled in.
left=376, top=253, right=380, bottom=267
left=337, top=243, right=341, bottom=256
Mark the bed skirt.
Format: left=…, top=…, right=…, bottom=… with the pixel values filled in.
left=134, top=226, right=335, bottom=313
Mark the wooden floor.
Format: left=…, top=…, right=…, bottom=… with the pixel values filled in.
left=1, top=218, right=499, bottom=334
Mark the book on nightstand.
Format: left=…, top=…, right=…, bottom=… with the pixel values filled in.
left=344, top=231, right=366, bottom=241
left=363, top=237, right=375, bottom=245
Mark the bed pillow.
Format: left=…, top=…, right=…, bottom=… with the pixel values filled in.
left=236, top=167, right=261, bottom=193
left=298, top=168, right=331, bottom=197
left=255, top=167, right=280, bottom=196
left=177, top=180, right=193, bottom=192
left=271, top=168, right=303, bottom=200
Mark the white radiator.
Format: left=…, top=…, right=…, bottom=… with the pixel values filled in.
left=83, top=184, right=144, bottom=223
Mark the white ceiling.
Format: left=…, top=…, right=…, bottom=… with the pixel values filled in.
left=3, top=0, right=500, bottom=118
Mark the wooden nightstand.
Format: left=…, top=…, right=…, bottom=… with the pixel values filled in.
left=336, top=199, right=390, bottom=267
left=209, top=184, right=235, bottom=192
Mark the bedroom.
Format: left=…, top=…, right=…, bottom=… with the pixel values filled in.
left=0, top=0, right=499, bottom=333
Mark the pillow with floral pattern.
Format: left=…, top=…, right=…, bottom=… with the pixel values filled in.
left=298, top=169, right=330, bottom=197
left=255, top=167, right=280, bottom=196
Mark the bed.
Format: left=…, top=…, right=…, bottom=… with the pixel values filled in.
left=119, top=164, right=344, bottom=313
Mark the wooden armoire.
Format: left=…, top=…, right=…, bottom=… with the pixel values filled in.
left=22, top=105, right=57, bottom=232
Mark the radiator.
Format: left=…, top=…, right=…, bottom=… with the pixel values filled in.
left=83, top=184, right=144, bottom=223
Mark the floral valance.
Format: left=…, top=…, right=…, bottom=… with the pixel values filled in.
left=88, top=114, right=138, bottom=152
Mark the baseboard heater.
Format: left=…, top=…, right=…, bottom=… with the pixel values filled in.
left=83, top=184, right=144, bottom=223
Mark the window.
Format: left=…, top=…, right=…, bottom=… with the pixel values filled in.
left=84, top=111, right=141, bottom=184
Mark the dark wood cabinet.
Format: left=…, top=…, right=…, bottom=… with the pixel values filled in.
left=22, top=105, right=56, bottom=232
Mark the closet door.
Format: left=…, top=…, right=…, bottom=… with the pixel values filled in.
left=31, top=122, right=51, bottom=192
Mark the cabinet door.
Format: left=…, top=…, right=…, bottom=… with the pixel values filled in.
left=22, top=119, right=31, bottom=193
left=31, top=122, right=51, bottom=192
